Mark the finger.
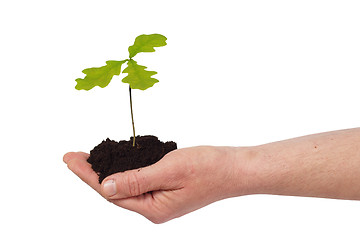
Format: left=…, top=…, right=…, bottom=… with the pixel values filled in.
left=101, top=154, right=184, bottom=200
left=63, top=151, right=89, bottom=164
left=63, top=152, right=101, bottom=194
left=112, top=191, right=176, bottom=224
left=113, top=193, right=151, bottom=217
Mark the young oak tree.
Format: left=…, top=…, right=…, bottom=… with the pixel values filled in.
left=75, top=34, right=167, bottom=146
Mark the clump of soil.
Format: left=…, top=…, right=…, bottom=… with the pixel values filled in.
left=87, top=135, right=177, bottom=183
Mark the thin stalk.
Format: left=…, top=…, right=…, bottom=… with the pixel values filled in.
left=129, top=86, right=136, bottom=147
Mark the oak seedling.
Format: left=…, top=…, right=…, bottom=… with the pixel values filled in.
left=75, top=34, right=167, bottom=146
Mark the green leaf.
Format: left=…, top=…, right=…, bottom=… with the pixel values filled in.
left=122, top=59, right=159, bottom=90
left=128, top=34, right=167, bottom=59
left=75, top=60, right=127, bottom=90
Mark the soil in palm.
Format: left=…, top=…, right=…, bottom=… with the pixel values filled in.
left=87, top=135, right=177, bottom=183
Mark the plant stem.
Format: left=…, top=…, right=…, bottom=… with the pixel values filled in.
left=129, top=86, right=136, bottom=147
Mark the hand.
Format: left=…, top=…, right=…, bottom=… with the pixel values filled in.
left=63, top=146, right=252, bottom=223
left=64, top=129, right=360, bottom=223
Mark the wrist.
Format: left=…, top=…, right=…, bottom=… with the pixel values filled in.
left=230, top=146, right=272, bottom=197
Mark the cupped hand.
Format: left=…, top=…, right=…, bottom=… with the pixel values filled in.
left=63, top=146, right=251, bottom=223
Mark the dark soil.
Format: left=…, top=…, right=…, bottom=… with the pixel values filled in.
left=87, top=135, right=177, bottom=183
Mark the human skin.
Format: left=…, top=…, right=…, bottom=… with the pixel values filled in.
left=63, top=128, right=360, bottom=223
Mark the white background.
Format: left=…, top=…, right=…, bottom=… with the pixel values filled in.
left=1, top=0, right=360, bottom=239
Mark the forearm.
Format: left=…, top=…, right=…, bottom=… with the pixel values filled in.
left=241, top=128, right=360, bottom=200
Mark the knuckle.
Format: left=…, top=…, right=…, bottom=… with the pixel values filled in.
left=147, top=214, right=168, bottom=224
left=125, top=171, right=142, bottom=197
left=149, top=218, right=164, bottom=224
left=145, top=208, right=173, bottom=224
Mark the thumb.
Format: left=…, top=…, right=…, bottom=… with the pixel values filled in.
left=100, top=159, right=182, bottom=200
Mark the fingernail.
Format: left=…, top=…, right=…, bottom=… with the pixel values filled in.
left=103, top=179, right=117, bottom=197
